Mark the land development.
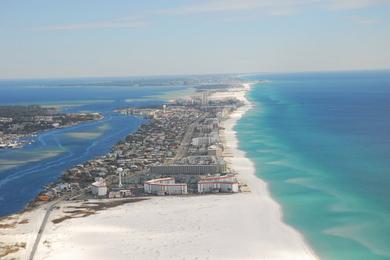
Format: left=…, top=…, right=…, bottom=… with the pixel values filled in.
left=0, top=82, right=318, bottom=260
left=0, top=105, right=102, bottom=149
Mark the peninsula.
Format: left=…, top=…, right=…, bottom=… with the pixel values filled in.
left=0, top=83, right=317, bottom=260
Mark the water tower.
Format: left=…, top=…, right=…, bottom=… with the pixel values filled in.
left=117, top=167, right=124, bottom=188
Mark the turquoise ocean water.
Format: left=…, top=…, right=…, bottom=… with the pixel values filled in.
left=1, top=73, right=389, bottom=259
left=238, top=71, right=390, bottom=259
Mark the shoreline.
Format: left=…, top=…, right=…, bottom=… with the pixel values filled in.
left=220, top=83, right=318, bottom=259
left=0, top=83, right=318, bottom=259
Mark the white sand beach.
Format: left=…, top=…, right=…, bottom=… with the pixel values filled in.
left=0, top=83, right=317, bottom=260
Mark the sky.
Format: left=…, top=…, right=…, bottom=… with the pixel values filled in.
left=1, top=0, right=390, bottom=79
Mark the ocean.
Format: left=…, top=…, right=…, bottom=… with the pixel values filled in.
left=239, top=71, right=390, bottom=259
left=1, top=72, right=389, bottom=259
left=0, top=78, right=192, bottom=216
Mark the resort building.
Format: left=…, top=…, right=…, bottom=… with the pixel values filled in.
left=201, top=91, right=209, bottom=106
left=91, top=178, right=108, bottom=196
left=144, top=177, right=188, bottom=195
left=197, top=174, right=239, bottom=193
left=207, top=145, right=223, bottom=156
left=191, top=132, right=219, bottom=147
left=150, top=164, right=226, bottom=175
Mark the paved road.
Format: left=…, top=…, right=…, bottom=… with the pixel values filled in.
left=173, top=122, right=197, bottom=162
left=173, top=114, right=208, bottom=163
left=28, top=190, right=87, bottom=260
left=28, top=200, right=59, bottom=260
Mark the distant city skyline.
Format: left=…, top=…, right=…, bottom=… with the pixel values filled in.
left=1, top=0, right=390, bottom=79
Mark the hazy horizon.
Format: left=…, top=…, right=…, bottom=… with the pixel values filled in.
left=1, top=68, right=390, bottom=82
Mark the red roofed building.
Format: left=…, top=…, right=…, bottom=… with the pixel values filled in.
left=198, top=174, right=239, bottom=193
left=144, top=177, right=188, bottom=195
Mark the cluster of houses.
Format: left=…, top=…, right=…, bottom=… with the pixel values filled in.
left=0, top=108, right=102, bottom=150
left=0, top=133, right=23, bottom=149
left=90, top=177, right=133, bottom=198
left=37, top=182, right=80, bottom=201
left=36, top=90, right=243, bottom=202
left=141, top=92, right=241, bottom=196
left=111, top=107, right=203, bottom=171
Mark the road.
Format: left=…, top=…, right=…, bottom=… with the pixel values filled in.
left=28, top=190, right=87, bottom=260
left=173, top=114, right=209, bottom=163
left=28, top=200, right=59, bottom=260
left=173, top=114, right=208, bottom=163
left=173, top=122, right=196, bottom=162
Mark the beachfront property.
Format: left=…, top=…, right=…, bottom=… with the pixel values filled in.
left=207, top=144, right=223, bottom=156
left=191, top=133, right=219, bottom=147
left=0, top=82, right=322, bottom=260
left=91, top=178, right=108, bottom=196
left=108, top=189, right=132, bottom=198
left=197, top=174, right=239, bottom=193
left=34, top=86, right=244, bottom=201
left=140, top=100, right=240, bottom=196
left=150, top=164, right=226, bottom=175
left=144, top=177, right=188, bottom=195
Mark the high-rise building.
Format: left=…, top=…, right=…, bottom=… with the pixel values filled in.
left=201, top=91, right=208, bottom=106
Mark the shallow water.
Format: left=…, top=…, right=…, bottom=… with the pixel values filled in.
left=238, top=71, right=390, bottom=259
left=0, top=79, right=190, bottom=216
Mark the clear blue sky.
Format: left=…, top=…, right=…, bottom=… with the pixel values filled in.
left=1, top=0, right=389, bottom=79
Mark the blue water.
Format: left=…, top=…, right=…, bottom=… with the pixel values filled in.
left=0, top=79, right=188, bottom=216
left=238, top=71, right=390, bottom=259
left=1, top=73, right=389, bottom=259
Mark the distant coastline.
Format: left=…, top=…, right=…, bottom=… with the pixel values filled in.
left=0, top=105, right=103, bottom=150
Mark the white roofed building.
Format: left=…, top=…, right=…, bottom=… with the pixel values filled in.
left=198, top=174, right=239, bottom=193
left=144, top=177, right=187, bottom=195
left=91, top=179, right=108, bottom=196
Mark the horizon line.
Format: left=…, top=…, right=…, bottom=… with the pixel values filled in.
left=1, top=68, right=389, bottom=81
